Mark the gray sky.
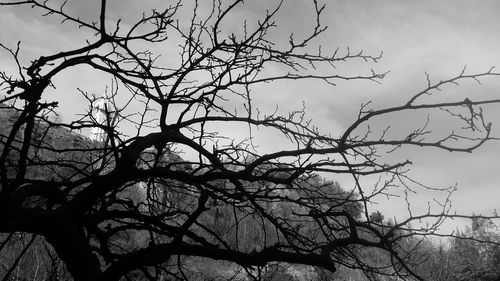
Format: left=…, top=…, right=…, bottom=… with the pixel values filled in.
left=1, top=0, right=499, bottom=232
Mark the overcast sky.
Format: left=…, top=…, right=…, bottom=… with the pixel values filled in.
left=1, top=0, right=499, bottom=233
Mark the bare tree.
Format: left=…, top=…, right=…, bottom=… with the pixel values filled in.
left=0, top=0, right=499, bottom=280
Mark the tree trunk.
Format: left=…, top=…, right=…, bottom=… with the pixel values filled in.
left=44, top=212, right=101, bottom=281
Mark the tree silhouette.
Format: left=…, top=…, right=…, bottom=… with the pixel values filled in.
left=1, top=0, right=500, bottom=280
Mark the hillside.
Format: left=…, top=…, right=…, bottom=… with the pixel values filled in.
left=0, top=106, right=369, bottom=281
left=0, top=104, right=97, bottom=181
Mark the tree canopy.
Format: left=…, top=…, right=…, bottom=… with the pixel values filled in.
left=1, top=1, right=500, bottom=280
